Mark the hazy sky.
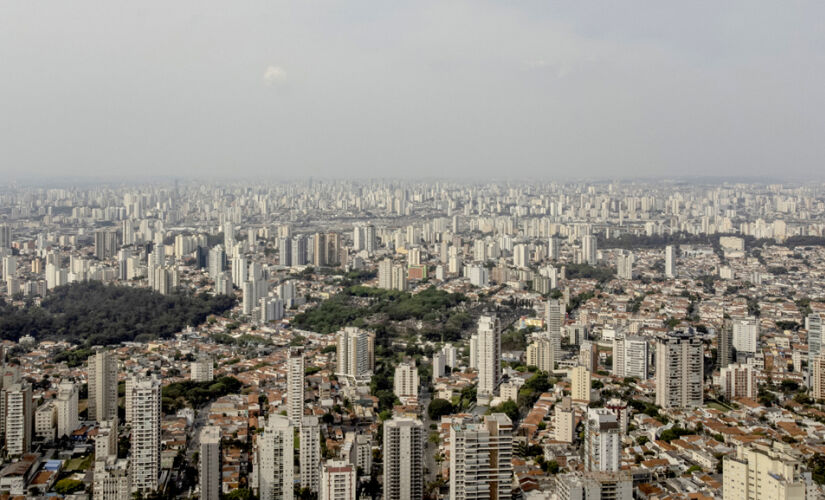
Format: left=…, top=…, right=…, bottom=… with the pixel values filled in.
left=1, top=1, right=823, bottom=181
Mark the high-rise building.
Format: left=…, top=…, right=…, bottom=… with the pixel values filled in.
left=546, top=299, right=565, bottom=338
left=613, top=335, right=648, bottom=379
left=200, top=426, right=221, bottom=500
left=580, top=341, right=599, bottom=372
left=582, top=235, right=597, bottom=265
left=313, top=233, right=327, bottom=267
left=383, top=417, right=425, bottom=500
left=476, top=315, right=501, bottom=401
left=258, top=415, right=294, bottom=500
left=300, top=416, right=321, bottom=495
left=393, top=362, right=420, bottom=401
left=335, top=327, right=375, bottom=382
left=526, top=338, right=555, bottom=372
left=553, top=397, right=575, bottom=443
left=732, top=317, right=759, bottom=355
left=665, top=245, right=676, bottom=278
left=94, top=229, right=120, bottom=260
left=55, top=382, right=79, bottom=439
left=584, top=408, right=620, bottom=472
left=88, top=348, right=118, bottom=422
left=190, top=357, right=214, bottom=382
left=288, top=348, right=305, bottom=426
left=812, top=354, right=825, bottom=400
left=548, top=236, right=560, bottom=260
left=208, top=245, right=226, bottom=281
left=719, top=363, right=758, bottom=400
left=571, top=365, right=591, bottom=403
left=320, top=460, right=356, bottom=500
left=93, top=457, right=131, bottom=500
left=291, top=235, right=308, bottom=267
left=278, top=237, right=292, bottom=267
left=378, top=258, right=393, bottom=290
left=656, top=330, right=704, bottom=409
left=723, top=442, right=810, bottom=500
left=807, top=314, right=822, bottom=388
left=718, top=322, right=733, bottom=369
left=554, top=471, right=633, bottom=500
left=605, top=399, right=629, bottom=435
left=513, top=243, right=529, bottom=268
left=130, top=376, right=162, bottom=494
left=2, top=383, right=32, bottom=457
left=616, top=251, right=634, bottom=280
left=449, top=414, right=513, bottom=500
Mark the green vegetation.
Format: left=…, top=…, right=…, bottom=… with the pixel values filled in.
left=490, top=399, right=519, bottom=423
left=0, top=281, right=235, bottom=346
left=162, top=376, right=243, bottom=412
left=659, top=425, right=692, bottom=443
left=564, top=263, right=614, bottom=283
left=291, top=285, right=466, bottom=335
left=808, top=454, right=825, bottom=485
left=225, top=489, right=259, bottom=500
left=54, top=478, right=85, bottom=495
left=517, top=371, right=553, bottom=410
left=428, top=398, right=455, bottom=420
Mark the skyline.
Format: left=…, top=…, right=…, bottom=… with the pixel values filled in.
left=2, top=1, right=824, bottom=180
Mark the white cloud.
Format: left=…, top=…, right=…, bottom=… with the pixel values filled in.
left=263, top=65, right=287, bottom=86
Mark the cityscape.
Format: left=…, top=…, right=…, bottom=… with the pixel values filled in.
left=0, top=180, right=822, bottom=499
left=3, top=1, right=825, bottom=499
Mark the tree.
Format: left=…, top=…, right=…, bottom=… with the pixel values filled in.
left=428, top=398, right=454, bottom=420
left=490, top=400, right=519, bottom=423
left=54, top=478, right=85, bottom=495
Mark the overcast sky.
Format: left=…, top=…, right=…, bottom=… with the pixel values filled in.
left=1, top=1, right=823, bottom=181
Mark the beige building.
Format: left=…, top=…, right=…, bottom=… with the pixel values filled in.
left=723, top=442, right=810, bottom=500
left=571, top=365, right=592, bottom=404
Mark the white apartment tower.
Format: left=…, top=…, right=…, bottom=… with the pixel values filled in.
left=613, top=335, right=649, bottom=379
left=383, top=417, right=425, bottom=500
left=288, top=348, right=305, bottom=426
left=335, top=327, right=375, bottom=381
left=88, top=348, right=118, bottom=422
left=300, top=416, right=321, bottom=495
left=55, top=382, right=79, bottom=438
left=320, top=460, right=356, bottom=500
left=526, top=339, right=555, bottom=372
left=3, top=383, right=32, bottom=457
left=393, top=362, right=420, bottom=401
left=449, top=414, right=513, bottom=500
left=130, top=376, right=162, bottom=494
left=584, top=408, right=620, bottom=472
left=665, top=245, right=676, bottom=278
left=476, top=315, right=501, bottom=401
left=656, top=331, right=704, bottom=409
left=732, top=317, right=759, bottom=355
left=257, top=415, right=294, bottom=500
